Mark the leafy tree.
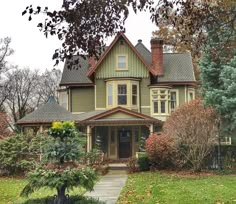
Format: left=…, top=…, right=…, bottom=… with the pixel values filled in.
left=22, top=0, right=236, bottom=66
left=0, top=37, right=14, bottom=111
left=199, top=27, right=236, bottom=134
left=163, top=99, right=219, bottom=172
left=4, top=67, right=61, bottom=127
left=0, top=37, right=14, bottom=74
left=21, top=121, right=97, bottom=204
left=0, top=112, right=12, bottom=139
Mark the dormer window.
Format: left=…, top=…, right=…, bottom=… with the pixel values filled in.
left=117, top=55, right=127, bottom=70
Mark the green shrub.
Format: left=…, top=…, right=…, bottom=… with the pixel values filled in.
left=137, top=156, right=150, bottom=171
left=0, top=134, right=43, bottom=175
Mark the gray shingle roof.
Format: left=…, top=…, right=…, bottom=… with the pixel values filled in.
left=135, top=42, right=196, bottom=82
left=74, top=110, right=107, bottom=121
left=60, top=40, right=195, bottom=85
left=17, top=97, right=74, bottom=124
left=60, top=56, right=93, bottom=85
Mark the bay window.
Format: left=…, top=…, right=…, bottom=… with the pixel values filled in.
left=118, top=84, right=127, bottom=105
left=151, top=89, right=169, bottom=115
left=106, top=80, right=139, bottom=108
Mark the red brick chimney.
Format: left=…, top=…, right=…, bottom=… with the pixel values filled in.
left=150, top=38, right=163, bottom=76
left=88, top=56, right=96, bottom=70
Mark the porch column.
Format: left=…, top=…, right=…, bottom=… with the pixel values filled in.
left=39, top=125, right=43, bottom=134
left=86, top=125, right=92, bottom=152
left=149, top=124, right=154, bottom=135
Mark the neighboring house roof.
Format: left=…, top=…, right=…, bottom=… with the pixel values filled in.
left=60, top=57, right=93, bottom=86
left=17, top=97, right=75, bottom=125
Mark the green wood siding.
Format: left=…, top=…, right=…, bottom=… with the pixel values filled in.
left=172, top=85, right=186, bottom=106
left=96, top=38, right=149, bottom=78
left=96, top=79, right=106, bottom=109
left=71, top=87, right=94, bottom=112
left=140, top=78, right=150, bottom=106
left=103, top=112, right=139, bottom=119
left=141, top=108, right=151, bottom=116
left=140, top=78, right=151, bottom=116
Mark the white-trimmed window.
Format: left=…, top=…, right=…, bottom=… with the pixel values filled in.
left=106, top=80, right=139, bottom=108
left=108, top=84, right=113, bottom=106
left=132, top=84, right=137, bottom=105
left=151, top=89, right=169, bottom=115
left=60, top=92, right=68, bottom=110
left=188, top=88, right=195, bottom=101
left=170, top=90, right=179, bottom=112
left=117, top=55, right=127, bottom=70
left=118, top=84, right=127, bottom=105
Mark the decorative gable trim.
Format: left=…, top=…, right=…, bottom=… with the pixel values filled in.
left=83, top=106, right=162, bottom=121
left=86, top=32, right=157, bottom=77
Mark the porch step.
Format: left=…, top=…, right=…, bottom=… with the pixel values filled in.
left=108, top=163, right=128, bottom=171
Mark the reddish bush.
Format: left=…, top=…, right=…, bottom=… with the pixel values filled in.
left=145, top=133, right=176, bottom=169
left=163, top=99, right=218, bottom=172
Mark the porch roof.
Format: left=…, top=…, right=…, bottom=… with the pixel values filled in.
left=74, top=107, right=162, bottom=126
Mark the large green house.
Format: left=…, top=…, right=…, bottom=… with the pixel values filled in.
left=19, top=32, right=197, bottom=160
left=58, top=32, right=196, bottom=159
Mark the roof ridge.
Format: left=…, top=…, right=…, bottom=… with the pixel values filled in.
left=135, top=42, right=151, bottom=54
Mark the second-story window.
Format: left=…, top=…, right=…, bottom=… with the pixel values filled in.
left=118, top=84, right=127, bottom=105
left=117, top=55, right=127, bottom=69
left=132, top=84, right=137, bottom=105
left=170, top=91, right=177, bottom=112
left=151, top=89, right=168, bottom=115
left=108, top=84, right=113, bottom=106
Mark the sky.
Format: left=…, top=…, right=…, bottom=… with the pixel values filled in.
left=0, top=0, right=157, bottom=71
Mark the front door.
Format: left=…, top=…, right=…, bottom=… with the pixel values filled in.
left=118, top=129, right=131, bottom=158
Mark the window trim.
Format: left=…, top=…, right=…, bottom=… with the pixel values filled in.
left=170, top=89, right=179, bottom=112
left=188, top=88, right=195, bottom=102
left=60, top=92, right=68, bottom=110
left=117, top=84, right=127, bottom=105
left=151, top=88, right=169, bottom=116
left=106, top=80, right=139, bottom=109
left=116, top=55, right=128, bottom=71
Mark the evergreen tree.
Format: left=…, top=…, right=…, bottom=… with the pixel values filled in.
left=199, top=28, right=236, bottom=133
left=21, top=121, right=97, bottom=204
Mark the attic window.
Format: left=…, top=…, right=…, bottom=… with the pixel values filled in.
left=117, top=55, right=127, bottom=70
left=120, top=40, right=124, bottom=45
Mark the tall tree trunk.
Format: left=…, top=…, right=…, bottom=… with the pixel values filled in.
left=55, top=185, right=67, bottom=204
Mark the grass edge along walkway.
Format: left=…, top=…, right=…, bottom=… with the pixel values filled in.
left=85, top=170, right=128, bottom=204
left=117, top=171, right=236, bottom=204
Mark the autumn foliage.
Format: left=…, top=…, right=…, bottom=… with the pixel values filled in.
left=0, top=112, right=12, bottom=139
left=145, top=133, right=176, bottom=169
left=163, top=99, right=218, bottom=172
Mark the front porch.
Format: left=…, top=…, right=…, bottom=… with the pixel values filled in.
left=88, top=125, right=152, bottom=160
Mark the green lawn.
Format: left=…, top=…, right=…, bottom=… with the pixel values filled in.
left=0, top=177, right=85, bottom=204
left=117, top=172, right=236, bottom=204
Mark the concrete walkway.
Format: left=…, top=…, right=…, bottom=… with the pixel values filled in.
left=85, top=171, right=128, bottom=204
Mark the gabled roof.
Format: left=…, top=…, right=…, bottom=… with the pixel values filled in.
left=86, top=32, right=157, bottom=77
left=75, top=106, right=162, bottom=125
left=17, top=97, right=75, bottom=125
left=135, top=42, right=196, bottom=83
left=60, top=32, right=195, bottom=85
left=60, top=56, right=93, bottom=86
